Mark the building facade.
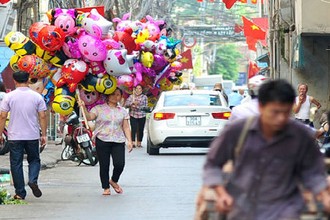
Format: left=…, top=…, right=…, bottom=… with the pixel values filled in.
left=270, top=0, right=330, bottom=110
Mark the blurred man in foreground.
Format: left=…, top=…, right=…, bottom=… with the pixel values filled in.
left=201, top=79, right=330, bottom=220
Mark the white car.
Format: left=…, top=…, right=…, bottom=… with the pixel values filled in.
left=147, top=89, right=231, bottom=155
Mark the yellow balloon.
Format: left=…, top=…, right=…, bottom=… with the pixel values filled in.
left=95, top=74, right=117, bottom=95
left=35, top=46, right=67, bottom=67
left=172, top=76, right=183, bottom=86
left=141, top=51, right=154, bottom=68
left=4, top=31, right=36, bottom=57
left=52, top=87, right=76, bottom=116
left=9, top=54, right=21, bottom=72
left=159, top=78, right=173, bottom=91
left=135, top=28, right=150, bottom=44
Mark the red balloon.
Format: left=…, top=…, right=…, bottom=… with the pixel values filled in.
left=37, top=25, right=65, bottom=52
left=0, top=0, right=10, bottom=4
left=29, top=22, right=48, bottom=44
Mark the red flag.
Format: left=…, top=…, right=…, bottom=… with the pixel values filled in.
left=246, top=36, right=258, bottom=51
left=234, top=24, right=243, bottom=33
left=179, top=49, right=193, bottom=70
left=242, top=16, right=266, bottom=40
left=248, top=61, right=260, bottom=78
left=222, top=0, right=238, bottom=9
left=197, top=0, right=203, bottom=2
left=0, top=0, right=10, bottom=4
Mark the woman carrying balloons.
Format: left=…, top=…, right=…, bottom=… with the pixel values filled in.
left=125, top=84, right=148, bottom=148
left=78, top=88, right=133, bottom=196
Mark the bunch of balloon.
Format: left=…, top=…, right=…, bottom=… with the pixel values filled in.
left=5, top=7, right=185, bottom=115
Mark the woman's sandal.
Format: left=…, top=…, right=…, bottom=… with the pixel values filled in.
left=109, top=180, right=123, bottom=194
left=13, top=194, right=24, bottom=200
left=102, top=188, right=111, bottom=196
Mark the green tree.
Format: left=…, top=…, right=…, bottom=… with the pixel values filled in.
left=208, top=44, right=242, bottom=81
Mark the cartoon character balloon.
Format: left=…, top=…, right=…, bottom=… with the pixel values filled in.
left=29, top=22, right=48, bottom=43
left=17, top=54, right=57, bottom=78
left=52, top=85, right=76, bottom=116
left=78, top=34, right=107, bottom=61
left=37, top=25, right=66, bottom=52
left=103, top=49, right=132, bottom=76
left=117, top=75, right=134, bottom=93
left=113, top=28, right=137, bottom=54
left=35, top=46, right=68, bottom=67
left=4, top=31, right=36, bottom=56
left=10, top=54, right=21, bottom=72
left=81, top=9, right=112, bottom=39
left=78, top=88, right=105, bottom=111
left=62, top=36, right=81, bottom=59
left=50, top=8, right=77, bottom=36
left=57, top=59, right=89, bottom=92
left=141, top=51, right=154, bottom=68
left=80, top=73, right=117, bottom=95
left=144, top=15, right=164, bottom=41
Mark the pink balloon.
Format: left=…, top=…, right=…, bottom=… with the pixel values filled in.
left=117, top=75, right=134, bottom=92
left=62, top=36, right=81, bottom=59
left=78, top=34, right=107, bottom=61
left=53, top=9, right=77, bottom=36
left=79, top=88, right=100, bottom=106
left=81, top=9, right=112, bottom=39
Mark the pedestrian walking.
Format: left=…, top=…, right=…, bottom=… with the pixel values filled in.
left=79, top=88, right=133, bottom=196
left=125, top=84, right=148, bottom=148
left=229, top=75, right=269, bottom=121
left=293, top=83, right=321, bottom=126
left=0, top=71, right=47, bottom=200
left=198, top=79, right=330, bottom=220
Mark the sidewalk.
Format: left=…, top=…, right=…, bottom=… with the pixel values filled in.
left=0, top=140, right=63, bottom=171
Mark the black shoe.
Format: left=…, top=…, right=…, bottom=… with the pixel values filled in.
left=28, top=182, right=42, bottom=198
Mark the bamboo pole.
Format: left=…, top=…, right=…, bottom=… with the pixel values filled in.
left=75, top=88, right=90, bottom=130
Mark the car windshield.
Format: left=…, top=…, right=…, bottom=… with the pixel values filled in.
left=164, top=93, right=222, bottom=107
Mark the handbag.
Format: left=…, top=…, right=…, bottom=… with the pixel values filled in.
left=195, top=117, right=254, bottom=220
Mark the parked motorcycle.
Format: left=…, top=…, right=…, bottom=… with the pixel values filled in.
left=61, top=111, right=98, bottom=166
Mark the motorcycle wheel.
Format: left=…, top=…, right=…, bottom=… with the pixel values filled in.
left=81, top=143, right=98, bottom=166
left=61, top=144, right=74, bottom=161
left=0, top=132, right=9, bottom=155
left=0, top=141, right=9, bottom=155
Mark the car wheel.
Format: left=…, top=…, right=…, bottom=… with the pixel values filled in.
left=147, top=137, right=159, bottom=155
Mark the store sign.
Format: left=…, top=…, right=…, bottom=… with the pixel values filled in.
left=184, top=26, right=244, bottom=38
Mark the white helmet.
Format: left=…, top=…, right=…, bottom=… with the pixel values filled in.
left=248, top=75, right=270, bottom=97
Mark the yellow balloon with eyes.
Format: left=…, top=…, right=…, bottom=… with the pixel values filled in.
left=9, top=54, right=21, bottom=72
left=4, top=31, right=36, bottom=57
left=141, top=51, right=154, bottom=68
left=135, top=28, right=150, bottom=44
left=52, top=86, right=76, bottom=116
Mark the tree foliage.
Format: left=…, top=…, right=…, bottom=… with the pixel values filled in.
left=208, top=44, right=243, bottom=81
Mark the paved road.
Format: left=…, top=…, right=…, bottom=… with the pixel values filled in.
left=1, top=145, right=208, bottom=220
